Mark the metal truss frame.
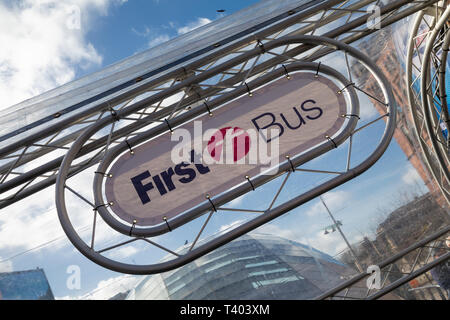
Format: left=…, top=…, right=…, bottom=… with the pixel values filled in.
left=406, top=2, right=450, bottom=204
left=55, top=35, right=396, bottom=274
left=316, top=225, right=450, bottom=300
left=0, top=0, right=441, bottom=210
left=91, top=51, right=360, bottom=238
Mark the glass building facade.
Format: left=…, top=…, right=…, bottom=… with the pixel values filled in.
left=0, top=268, right=54, bottom=300
left=127, top=233, right=358, bottom=300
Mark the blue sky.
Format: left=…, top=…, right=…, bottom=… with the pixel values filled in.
left=88, top=0, right=260, bottom=65
left=0, top=0, right=431, bottom=300
left=80, top=0, right=261, bottom=77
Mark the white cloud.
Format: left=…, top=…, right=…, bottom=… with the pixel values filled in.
left=132, top=26, right=151, bottom=37
left=0, top=168, right=126, bottom=254
left=0, top=257, right=13, bottom=272
left=59, top=274, right=140, bottom=300
left=0, top=0, right=125, bottom=110
left=256, top=224, right=296, bottom=240
left=138, top=17, right=213, bottom=49
left=227, top=194, right=247, bottom=208
left=402, top=166, right=421, bottom=185
left=258, top=223, right=362, bottom=257
left=300, top=232, right=348, bottom=256
left=219, top=219, right=245, bottom=232
left=305, top=191, right=350, bottom=217
left=312, top=232, right=363, bottom=256
left=0, top=0, right=128, bottom=258
left=108, top=246, right=139, bottom=259
left=0, top=199, right=65, bottom=252
left=148, top=34, right=170, bottom=48
left=82, top=275, right=139, bottom=300
left=358, top=92, right=381, bottom=120
left=177, top=17, right=212, bottom=35
left=359, top=101, right=380, bottom=120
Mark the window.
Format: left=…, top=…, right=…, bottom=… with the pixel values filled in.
left=197, top=252, right=229, bottom=266
left=234, top=255, right=260, bottom=262
left=168, top=282, right=185, bottom=295
left=205, top=260, right=234, bottom=273
left=245, top=260, right=278, bottom=268
left=165, top=274, right=182, bottom=287
left=251, top=275, right=302, bottom=289
left=248, top=268, right=289, bottom=277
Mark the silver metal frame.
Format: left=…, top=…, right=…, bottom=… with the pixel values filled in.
left=92, top=51, right=359, bottom=237
left=55, top=35, right=396, bottom=274
left=0, top=0, right=445, bottom=294
left=0, top=0, right=438, bottom=209
left=316, top=225, right=450, bottom=300
left=287, top=1, right=450, bottom=301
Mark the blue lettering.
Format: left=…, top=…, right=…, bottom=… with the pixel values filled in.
left=301, top=99, right=323, bottom=120
left=161, top=168, right=176, bottom=192
left=131, top=171, right=154, bottom=205
left=251, top=99, right=324, bottom=143
left=152, top=174, right=167, bottom=196
left=175, top=163, right=196, bottom=183
left=280, top=106, right=306, bottom=129
left=131, top=150, right=211, bottom=204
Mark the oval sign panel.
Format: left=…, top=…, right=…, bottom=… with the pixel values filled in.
left=105, top=72, right=348, bottom=226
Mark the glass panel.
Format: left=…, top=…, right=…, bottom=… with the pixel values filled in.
left=248, top=267, right=289, bottom=277
left=0, top=0, right=316, bottom=151
left=245, top=260, right=278, bottom=268
left=252, top=275, right=302, bottom=289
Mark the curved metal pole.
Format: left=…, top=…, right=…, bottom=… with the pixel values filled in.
left=315, top=225, right=450, bottom=300
left=367, top=251, right=450, bottom=300
left=0, top=0, right=439, bottom=211
left=55, top=35, right=396, bottom=275
left=92, top=63, right=358, bottom=237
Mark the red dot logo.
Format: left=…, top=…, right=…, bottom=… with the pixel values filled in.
left=207, top=127, right=251, bottom=163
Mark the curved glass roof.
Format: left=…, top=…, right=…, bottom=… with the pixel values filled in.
left=127, top=233, right=358, bottom=300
